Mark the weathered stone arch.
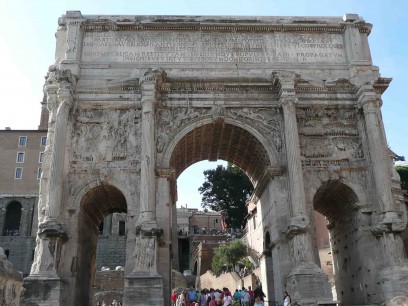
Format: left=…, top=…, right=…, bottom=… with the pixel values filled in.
left=313, top=180, right=379, bottom=305
left=22, top=12, right=408, bottom=306
left=161, top=117, right=277, bottom=185
left=75, top=183, right=127, bottom=305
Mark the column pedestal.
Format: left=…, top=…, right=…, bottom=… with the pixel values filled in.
left=22, top=229, right=67, bottom=305
left=123, top=227, right=164, bottom=306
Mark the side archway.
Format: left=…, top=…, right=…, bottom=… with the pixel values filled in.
left=313, top=181, right=380, bottom=305
left=76, top=183, right=127, bottom=305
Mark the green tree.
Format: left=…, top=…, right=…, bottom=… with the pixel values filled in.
left=396, top=166, right=408, bottom=190
left=199, top=164, right=254, bottom=228
left=211, top=239, right=248, bottom=275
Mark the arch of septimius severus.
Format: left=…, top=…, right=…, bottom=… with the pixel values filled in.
left=20, top=11, right=408, bottom=306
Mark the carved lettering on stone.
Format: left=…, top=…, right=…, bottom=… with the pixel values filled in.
left=81, top=31, right=346, bottom=64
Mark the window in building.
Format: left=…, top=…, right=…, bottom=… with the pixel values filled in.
left=39, top=152, right=44, bottom=163
left=215, top=219, right=218, bottom=223
left=119, top=221, right=126, bottom=236
left=37, top=168, right=42, bottom=179
left=18, top=136, right=27, bottom=147
left=40, top=136, right=47, bottom=146
left=16, top=152, right=25, bottom=163
left=3, top=201, right=22, bottom=236
left=14, top=167, right=23, bottom=179
left=253, top=214, right=257, bottom=229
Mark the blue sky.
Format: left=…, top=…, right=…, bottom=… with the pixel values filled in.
left=1, top=0, right=406, bottom=209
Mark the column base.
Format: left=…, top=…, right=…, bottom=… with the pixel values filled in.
left=123, top=272, right=164, bottom=306
left=286, top=264, right=333, bottom=306
left=378, top=265, right=408, bottom=305
left=21, top=275, right=65, bottom=306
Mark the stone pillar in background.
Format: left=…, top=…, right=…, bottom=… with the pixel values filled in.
left=273, top=71, right=332, bottom=305
left=358, top=84, right=408, bottom=304
left=124, top=69, right=166, bottom=306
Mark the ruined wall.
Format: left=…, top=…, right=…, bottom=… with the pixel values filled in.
left=0, top=247, right=23, bottom=305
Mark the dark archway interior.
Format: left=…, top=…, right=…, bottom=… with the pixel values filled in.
left=76, top=184, right=127, bottom=305
left=313, top=181, right=376, bottom=305
left=170, top=123, right=270, bottom=184
left=314, top=181, right=357, bottom=224
left=4, top=201, right=22, bottom=235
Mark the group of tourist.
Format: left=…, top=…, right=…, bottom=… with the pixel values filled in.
left=171, top=285, right=267, bottom=306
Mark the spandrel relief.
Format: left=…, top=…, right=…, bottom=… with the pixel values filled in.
left=229, top=107, right=283, bottom=152
left=72, top=109, right=141, bottom=162
left=156, top=107, right=208, bottom=152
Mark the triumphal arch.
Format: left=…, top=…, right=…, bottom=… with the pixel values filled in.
left=21, top=11, right=408, bottom=306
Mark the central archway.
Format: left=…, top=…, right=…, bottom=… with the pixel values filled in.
left=167, top=121, right=273, bottom=184
left=76, top=183, right=127, bottom=305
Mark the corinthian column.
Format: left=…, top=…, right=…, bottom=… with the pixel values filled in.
left=124, top=69, right=166, bottom=306
left=358, top=84, right=408, bottom=304
left=136, top=69, right=166, bottom=229
left=273, top=71, right=314, bottom=266
left=358, top=85, right=403, bottom=226
left=39, top=69, right=74, bottom=237
left=273, top=71, right=332, bottom=304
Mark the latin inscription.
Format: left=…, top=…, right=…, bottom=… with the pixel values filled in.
left=82, top=31, right=346, bottom=64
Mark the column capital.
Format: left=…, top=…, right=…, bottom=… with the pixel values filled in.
left=141, top=68, right=166, bottom=107
left=356, top=84, right=382, bottom=110
left=272, top=70, right=297, bottom=98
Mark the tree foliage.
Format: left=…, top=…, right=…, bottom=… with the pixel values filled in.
left=211, top=239, right=248, bottom=275
left=199, top=164, right=254, bottom=229
left=396, top=166, right=408, bottom=191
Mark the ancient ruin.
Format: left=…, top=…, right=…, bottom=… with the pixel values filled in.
left=21, top=11, right=408, bottom=306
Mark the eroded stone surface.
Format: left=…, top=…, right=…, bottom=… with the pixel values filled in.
left=24, top=11, right=408, bottom=306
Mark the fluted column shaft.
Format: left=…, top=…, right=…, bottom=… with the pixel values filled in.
left=274, top=71, right=315, bottom=267
left=45, top=88, right=72, bottom=220
left=359, top=87, right=396, bottom=215
left=137, top=81, right=158, bottom=224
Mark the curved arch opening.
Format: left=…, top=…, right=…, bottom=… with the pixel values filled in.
left=313, top=181, right=375, bottom=305
left=170, top=122, right=271, bottom=185
left=3, top=201, right=22, bottom=236
left=76, top=183, right=127, bottom=305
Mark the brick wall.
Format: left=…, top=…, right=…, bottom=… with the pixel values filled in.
left=95, top=236, right=126, bottom=270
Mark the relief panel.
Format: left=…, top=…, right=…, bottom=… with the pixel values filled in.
left=72, top=109, right=141, bottom=162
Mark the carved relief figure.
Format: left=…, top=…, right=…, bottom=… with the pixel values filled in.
left=72, top=109, right=141, bottom=162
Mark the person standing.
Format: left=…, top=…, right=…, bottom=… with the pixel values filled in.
left=253, top=285, right=266, bottom=302
left=283, top=291, right=291, bottom=306
left=247, top=286, right=254, bottom=305
left=240, top=287, right=251, bottom=306
left=171, top=290, right=178, bottom=306
left=187, top=285, right=198, bottom=304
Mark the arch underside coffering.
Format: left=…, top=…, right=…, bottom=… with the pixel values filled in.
left=169, top=121, right=272, bottom=184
